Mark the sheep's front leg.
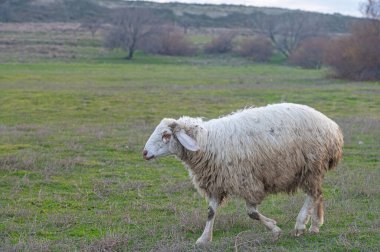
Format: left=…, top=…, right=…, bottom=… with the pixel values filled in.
left=246, top=202, right=282, bottom=239
left=196, top=198, right=218, bottom=245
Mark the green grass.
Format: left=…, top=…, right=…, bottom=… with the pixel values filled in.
left=0, top=53, right=379, bottom=251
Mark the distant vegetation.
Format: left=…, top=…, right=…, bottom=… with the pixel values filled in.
left=0, top=0, right=379, bottom=80
left=0, top=0, right=359, bottom=29
left=325, top=0, right=380, bottom=80
left=0, top=0, right=109, bottom=22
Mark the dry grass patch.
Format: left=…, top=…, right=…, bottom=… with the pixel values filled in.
left=0, top=22, right=100, bottom=62
left=82, top=233, right=130, bottom=252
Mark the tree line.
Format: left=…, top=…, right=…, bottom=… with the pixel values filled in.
left=99, top=1, right=380, bottom=80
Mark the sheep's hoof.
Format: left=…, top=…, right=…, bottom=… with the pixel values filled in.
left=272, top=227, right=282, bottom=240
left=196, top=237, right=211, bottom=245
left=292, top=228, right=306, bottom=237
left=309, top=226, right=320, bottom=234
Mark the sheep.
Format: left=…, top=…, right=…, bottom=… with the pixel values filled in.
left=142, top=103, right=343, bottom=245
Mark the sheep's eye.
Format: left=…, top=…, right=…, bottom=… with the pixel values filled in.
left=162, top=132, right=171, bottom=142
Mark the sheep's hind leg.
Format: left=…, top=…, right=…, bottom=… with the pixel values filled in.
left=196, top=198, right=218, bottom=245
left=293, top=195, right=314, bottom=236
left=309, top=195, right=324, bottom=233
left=246, top=202, right=282, bottom=239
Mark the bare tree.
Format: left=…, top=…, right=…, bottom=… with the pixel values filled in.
left=361, top=0, right=380, bottom=19
left=251, top=12, right=322, bottom=58
left=104, top=8, right=158, bottom=60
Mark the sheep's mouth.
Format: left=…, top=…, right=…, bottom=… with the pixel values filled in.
left=144, top=155, right=155, bottom=160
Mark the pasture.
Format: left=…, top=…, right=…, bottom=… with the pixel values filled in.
left=0, top=24, right=380, bottom=251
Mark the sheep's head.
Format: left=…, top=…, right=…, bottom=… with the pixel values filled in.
left=142, top=118, right=200, bottom=160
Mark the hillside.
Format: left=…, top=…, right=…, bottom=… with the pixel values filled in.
left=0, top=0, right=362, bottom=34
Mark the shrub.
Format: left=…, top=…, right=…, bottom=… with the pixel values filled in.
left=204, top=31, right=236, bottom=54
left=324, top=21, right=380, bottom=80
left=237, top=36, right=274, bottom=62
left=140, top=25, right=196, bottom=56
left=288, top=37, right=330, bottom=69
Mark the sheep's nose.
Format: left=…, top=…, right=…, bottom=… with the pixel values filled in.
left=142, top=149, right=148, bottom=157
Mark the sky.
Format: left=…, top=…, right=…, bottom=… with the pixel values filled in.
left=150, top=0, right=364, bottom=17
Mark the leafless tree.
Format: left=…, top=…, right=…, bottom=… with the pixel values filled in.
left=361, top=0, right=380, bottom=19
left=103, top=8, right=158, bottom=60
left=251, top=12, right=322, bottom=58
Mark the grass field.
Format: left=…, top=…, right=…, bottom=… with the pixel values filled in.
left=1, top=24, right=380, bottom=251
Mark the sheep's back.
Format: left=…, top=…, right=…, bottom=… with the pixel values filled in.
left=195, top=103, right=343, bottom=198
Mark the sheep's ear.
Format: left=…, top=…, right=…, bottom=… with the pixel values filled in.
left=176, top=130, right=200, bottom=152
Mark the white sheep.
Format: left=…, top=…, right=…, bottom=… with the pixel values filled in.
left=142, top=103, right=343, bottom=244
